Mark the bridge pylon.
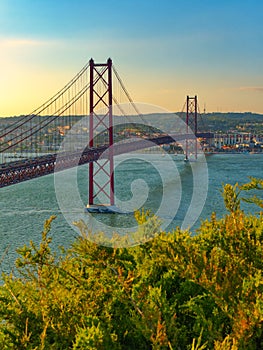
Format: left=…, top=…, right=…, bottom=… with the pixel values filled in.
left=185, top=95, right=198, bottom=160
left=87, top=58, right=115, bottom=211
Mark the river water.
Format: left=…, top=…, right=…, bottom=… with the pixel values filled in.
left=0, top=153, right=262, bottom=274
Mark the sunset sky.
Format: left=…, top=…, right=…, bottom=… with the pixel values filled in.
left=0, top=0, right=263, bottom=117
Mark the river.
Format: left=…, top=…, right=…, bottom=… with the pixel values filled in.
left=0, top=153, right=262, bottom=274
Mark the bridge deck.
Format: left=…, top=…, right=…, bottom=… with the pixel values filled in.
left=0, top=132, right=213, bottom=187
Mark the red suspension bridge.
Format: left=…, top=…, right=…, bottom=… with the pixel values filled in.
left=0, top=58, right=212, bottom=209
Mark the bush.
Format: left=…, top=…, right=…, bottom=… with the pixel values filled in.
left=0, top=178, right=263, bottom=349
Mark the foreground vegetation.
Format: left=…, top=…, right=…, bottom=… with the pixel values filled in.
left=0, top=179, right=263, bottom=349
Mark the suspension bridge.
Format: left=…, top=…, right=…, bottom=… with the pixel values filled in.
left=0, top=58, right=212, bottom=211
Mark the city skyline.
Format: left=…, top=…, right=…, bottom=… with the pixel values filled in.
left=0, top=0, right=263, bottom=117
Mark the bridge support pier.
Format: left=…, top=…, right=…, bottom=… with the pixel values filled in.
left=185, top=95, right=198, bottom=160
left=87, top=58, right=115, bottom=211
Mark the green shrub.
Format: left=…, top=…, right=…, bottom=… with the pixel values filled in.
left=0, top=178, right=263, bottom=349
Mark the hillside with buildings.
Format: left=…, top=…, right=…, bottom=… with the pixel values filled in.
left=1, top=112, right=263, bottom=155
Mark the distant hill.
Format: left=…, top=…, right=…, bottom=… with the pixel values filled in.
left=175, top=112, right=263, bottom=133
left=1, top=112, right=263, bottom=134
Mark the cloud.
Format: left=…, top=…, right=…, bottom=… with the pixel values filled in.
left=239, top=86, right=263, bottom=92
left=0, top=38, right=42, bottom=48
left=0, top=37, right=63, bottom=66
left=0, top=37, right=61, bottom=49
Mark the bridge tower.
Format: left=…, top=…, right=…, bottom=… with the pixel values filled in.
left=87, top=58, right=115, bottom=211
left=185, top=95, right=198, bottom=160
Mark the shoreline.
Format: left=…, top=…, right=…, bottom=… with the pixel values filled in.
left=204, top=151, right=263, bottom=155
